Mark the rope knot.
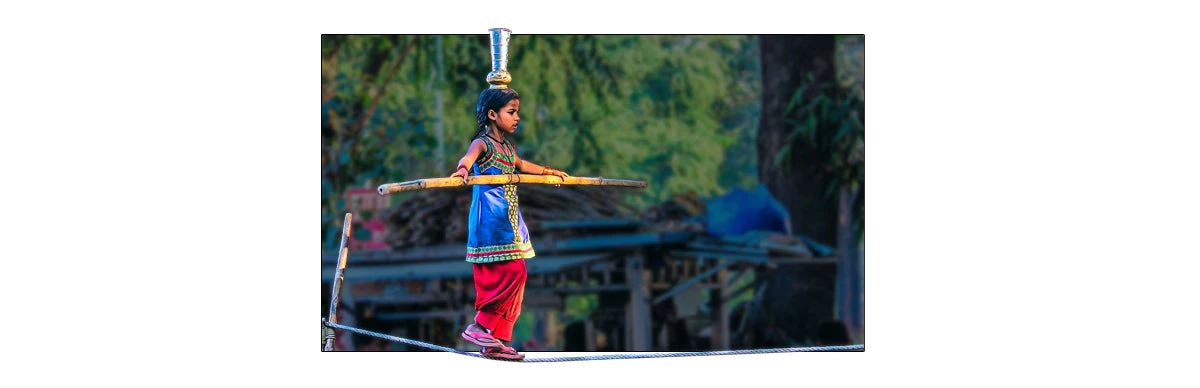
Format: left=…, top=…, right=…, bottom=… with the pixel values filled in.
left=322, top=319, right=337, bottom=341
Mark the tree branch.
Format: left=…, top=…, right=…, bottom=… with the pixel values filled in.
left=321, top=59, right=341, bottom=104
left=345, top=35, right=420, bottom=139
left=321, top=36, right=346, bottom=104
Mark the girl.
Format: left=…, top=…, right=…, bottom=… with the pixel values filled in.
left=450, top=87, right=568, bottom=360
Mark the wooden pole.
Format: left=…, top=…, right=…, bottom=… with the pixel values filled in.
left=323, top=213, right=353, bottom=351
left=377, top=174, right=647, bottom=195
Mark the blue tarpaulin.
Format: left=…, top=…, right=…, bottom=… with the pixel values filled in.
left=704, top=184, right=837, bottom=256
left=705, top=184, right=793, bottom=237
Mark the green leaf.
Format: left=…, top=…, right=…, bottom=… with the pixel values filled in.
left=773, top=143, right=792, bottom=168
left=834, top=120, right=852, bottom=142
left=784, top=83, right=810, bottom=115
left=804, top=114, right=818, bottom=137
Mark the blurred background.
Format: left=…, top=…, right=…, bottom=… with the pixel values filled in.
left=321, top=34, right=864, bottom=352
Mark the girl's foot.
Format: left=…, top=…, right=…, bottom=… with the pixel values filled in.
left=480, top=344, right=525, bottom=361
left=461, top=323, right=503, bottom=348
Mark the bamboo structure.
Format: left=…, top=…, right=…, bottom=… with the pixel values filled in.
left=323, top=213, right=353, bottom=351
left=377, top=174, right=647, bottom=196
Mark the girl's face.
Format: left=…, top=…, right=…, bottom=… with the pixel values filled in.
left=488, top=99, right=521, bottom=134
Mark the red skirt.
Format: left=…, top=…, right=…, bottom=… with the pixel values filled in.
left=472, top=258, right=528, bottom=342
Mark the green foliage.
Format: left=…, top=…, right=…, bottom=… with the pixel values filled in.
left=562, top=291, right=599, bottom=322
left=509, top=313, right=537, bottom=346
left=321, top=34, right=763, bottom=248
left=509, top=35, right=760, bottom=209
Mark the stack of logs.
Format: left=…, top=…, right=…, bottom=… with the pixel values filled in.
left=641, top=191, right=708, bottom=233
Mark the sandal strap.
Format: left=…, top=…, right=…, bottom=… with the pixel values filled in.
left=483, top=345, right=518, bottom=355
left=464, top=331, right=503, bottom=345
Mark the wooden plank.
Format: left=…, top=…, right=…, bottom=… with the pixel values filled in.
left=321, top=244, right=464, bottom=263
left=769, top=256, right=839, bottom=265
left=526, top=284, right=631, bottom=294
left=760, top=241, right=813, bottom=257
left=378, top=310, right=473, bottom=320
left=541, top=219, right=646, bottom=229
left=672, top=250, right=768, bottom=263
left=355, top=294, right=443, bottom=304
left=686, top=242, right=767, bottom=255
left=651, top=260, right=735, bottom=305
left=651, top=282, right=718, bottom=290
left=552, top=233, right=658, bottom=251
left=322, top=253, right=612, bottom=282
left=324, top=232, right=697, bottom=264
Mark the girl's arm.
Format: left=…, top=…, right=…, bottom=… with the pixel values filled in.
left=450, top=139, right=487, bottom=183
left=516, top=155, right=568, bottom=178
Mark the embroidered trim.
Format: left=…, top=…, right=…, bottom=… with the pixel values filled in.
left=477, top=137, right=517, bottom=174
left=466, top=240, right=532, bottom=254
left=504, top=184, right=521, bottom=244
left=466, top=240, right=536, bottom=263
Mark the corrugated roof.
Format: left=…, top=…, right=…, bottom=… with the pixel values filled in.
left=321, top=231, right=698, bottom=264
left=321, top=253, right=612, bottom=282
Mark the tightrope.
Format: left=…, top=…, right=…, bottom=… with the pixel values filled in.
left=324, top=321, right=863, bottom=362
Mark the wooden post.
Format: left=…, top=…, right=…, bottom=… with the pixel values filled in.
left=627, top=251, right=652, bottom=351
left=545, top=311, right=558, bottom=350
left=625, top=303, right=632, bottom=351
left=585, top=319, right=597, bottom=351
left=323, top=213, right=353, bottom=352
left=714, top=261, right=730, bottom=350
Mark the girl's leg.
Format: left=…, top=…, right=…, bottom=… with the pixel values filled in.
left=471, top=259, right=528, bottom=342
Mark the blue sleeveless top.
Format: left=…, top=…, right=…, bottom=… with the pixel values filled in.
left=465, top=136, right=535, bottom=263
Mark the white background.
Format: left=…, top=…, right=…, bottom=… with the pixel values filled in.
left=2, top=0, right=1198, bottom=387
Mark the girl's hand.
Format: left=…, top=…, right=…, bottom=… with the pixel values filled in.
left=542, top=167, right=569, bottom=186
left=450, top=166, right=469, bottom=184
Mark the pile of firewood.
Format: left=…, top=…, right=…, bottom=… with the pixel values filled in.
left=641, top=191, right=708, bottom=233
left=383, top=185, right=641, bottom=249
left=644, top=191, right=707, bottom=222
left=381, top=189, right=464, bottom=248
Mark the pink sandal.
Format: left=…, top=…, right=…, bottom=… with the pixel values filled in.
left=461, top=326, right=503, bottom=348
left=480, top=345, right=525, bottom=361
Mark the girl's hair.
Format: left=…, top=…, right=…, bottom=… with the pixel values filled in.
left=471, top=87, right=521, bottom=142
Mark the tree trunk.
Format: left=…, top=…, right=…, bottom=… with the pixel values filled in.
left=755, top=35, right=841, bottom=345
left=756, top=35, right=838, bottom=244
